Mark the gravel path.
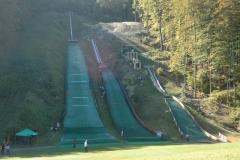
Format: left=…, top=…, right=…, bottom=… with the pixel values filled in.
left=10, top=146, right=56, bottom=153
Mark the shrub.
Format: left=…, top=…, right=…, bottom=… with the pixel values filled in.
left=156, top=67, right=163, bottom=76
left=141, top=36, right=151, bottom=45
left=153, top=53, right=170, bottom=61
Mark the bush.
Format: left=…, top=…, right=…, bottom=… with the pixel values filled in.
left=156, top=67, right=163, bottom=76
left=209, top=90, right=239, bottom=107
left=153, top=53, right=170, bottom=61
left=141, top=36, right=151, bottom=45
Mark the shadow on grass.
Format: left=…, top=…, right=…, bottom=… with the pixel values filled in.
left=8, top=142, right=173, bottom=158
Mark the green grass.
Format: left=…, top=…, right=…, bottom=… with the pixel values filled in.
left=0, top=12, right=68, bottom=140
left=124, top=70, right=181, bottom=141
left=164, top=81, right=181, bottom=95
left=3, top=143, right=240, bottom=159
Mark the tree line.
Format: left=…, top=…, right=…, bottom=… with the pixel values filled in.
left=135, top=0, right=240, bottom=107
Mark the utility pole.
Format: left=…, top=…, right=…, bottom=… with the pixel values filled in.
left=134, top=0, right=138, bottom=22
left=146, top=0, right=149, bottom=35
left=66, top=11, right=74, bottom=41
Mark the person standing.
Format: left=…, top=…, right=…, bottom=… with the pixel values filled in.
left=84, top=140, right=88, bottom=152
left=6, top=144, right=10, bottom=155
left=180, top=132, right=184, bottom=139
left=101, top=86, right=105, bottom=92
left=186, top=134, right=190, bottom=141
left=89, top=82, right=93, bottom=95
left=1, top=144, right=4, bottom=155
left=73, top=138, right=76, bottom=148
left=57, top=122, right=60, bottom=128
left=121, top=131, right=124, bottom=138
left=102, top=91, right=106, bottom=98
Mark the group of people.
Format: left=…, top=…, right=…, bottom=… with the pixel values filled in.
left=181, top=132, right=190, bottom=141
left=1, top=143, right=10, bottom=155
left=73, top=139, right=88, bottom=152
left=50, top=122, right=61, bottom=131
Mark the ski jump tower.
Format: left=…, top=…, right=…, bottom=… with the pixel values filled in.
left=126, top=50, right=141, bottom=69
left=66, top=11, right=79, bottom=42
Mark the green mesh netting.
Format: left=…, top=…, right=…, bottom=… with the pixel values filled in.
left=58, top=43, right=118, bottom=148
left=101, top=69, right=165, bottom=142
left=166, top=99, right=208, bottom=141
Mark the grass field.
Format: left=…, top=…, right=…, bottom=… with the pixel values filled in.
left=2, top=142, right=240, bottom=160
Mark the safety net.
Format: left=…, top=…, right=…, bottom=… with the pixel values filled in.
left=166, top=98, right=208, bottom=141
left=58, top=43, right=118, bottom=148
left=101, top=69, right=165, bottom=142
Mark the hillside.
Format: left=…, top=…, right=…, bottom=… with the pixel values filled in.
left=90, top=22, right=240, bottom=142
left=0, top=1, right=239, bottom=146
left=1, top=13, right=239, bottom=146
left=0, top=12, right=68, bottom=141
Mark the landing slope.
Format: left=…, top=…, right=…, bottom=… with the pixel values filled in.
left=166, top=98, right=208, bottom=141
left=102, top=69, right=165, bottom=142
left=58, top=43, right=118, bottom=148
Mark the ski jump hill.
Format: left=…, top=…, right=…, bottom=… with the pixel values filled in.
left=58, top=41, right=164, bottom=149
left=101, top=69, right=164, bottom=142
left=91, top=39, right=166, bottom=143
left=58, top=14, right=212, bottom=147
left=59, top=13, right=215, bottom=147
left=148, top=68, right=212, bottom=142
left=58, top=13, right=165, bottom=148
left=58, top=43, right=118, bottom=148
left=58, top=40, right=211, bottom=148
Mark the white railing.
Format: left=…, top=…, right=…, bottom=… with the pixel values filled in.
left=148, top=68, right=166, bottom=94
left=91, top=39, right=103, bottom=64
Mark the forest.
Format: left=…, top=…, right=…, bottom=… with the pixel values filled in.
left=135, top=0, right=240, bottom=108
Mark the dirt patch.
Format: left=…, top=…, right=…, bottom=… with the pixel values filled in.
left=96, top=22, right=143, bottom=36
left=95, top=37, right=119, bottom=72
left=228, top=136, right=240, bottom=142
